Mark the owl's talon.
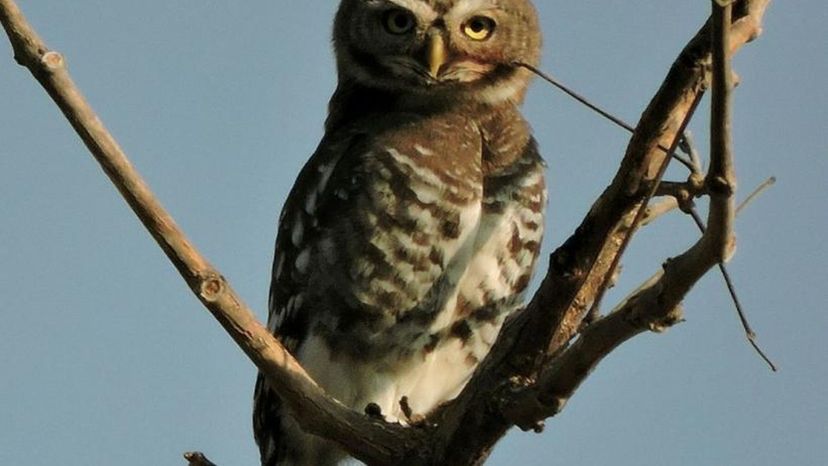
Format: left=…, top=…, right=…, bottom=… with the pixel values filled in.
left=400, top=396, right=413, bottom=419
left=399, top=396, right=428, bottom=425
left=364, top=402, right=385, bottom=420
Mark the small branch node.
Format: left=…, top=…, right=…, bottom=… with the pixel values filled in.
left=706, top=174, right=736, bottom=196
left=40, top=50, right=63, bottom=70
left=624, top=269, right=684, bottom=333
left=498, top=375, right=567, bottom=433
left=689, top=171, right=706, bottom=191
left=198, top=274, right=225, bottom=303
left=677, top=191, right=697, bottom=215
left=647, top=303, right=685, bottom=333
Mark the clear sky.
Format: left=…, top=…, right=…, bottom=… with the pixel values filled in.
left=1, top=1, right=825, bottom=465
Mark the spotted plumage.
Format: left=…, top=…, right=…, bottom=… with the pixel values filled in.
left=254, top=1, right=545, bottom=464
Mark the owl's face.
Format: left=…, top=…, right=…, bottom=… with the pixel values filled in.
left=334, top=0, right=541, bottom=104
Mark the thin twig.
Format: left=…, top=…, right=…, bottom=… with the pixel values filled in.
left=709, top=0, right=776, bottom=372
left=737, top=176, right=777, bottom=215
left=523, top=20, right=775, bottom=371
left=504, top=0, right=774, bottom=426
left=678, top=131, right=705, bottom=174
left=587, top=91, right=704, bottom=322
left=518, top=62, right=697, bottom=171
left=676, top=131, right=777, bottom=370
left=669, top=117, right=778, bottom=369
left=641, top=198, right=680, bottom=227
left=688, top=208, right=777, bottom=370
left=615, top=174, right=776, bottom=323
left=655, top=180, right=704, bottom=201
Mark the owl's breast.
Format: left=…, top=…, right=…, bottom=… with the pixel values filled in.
left=300, top=111, right=544, bottom=361
left=314, top=113, right=486, bottom=338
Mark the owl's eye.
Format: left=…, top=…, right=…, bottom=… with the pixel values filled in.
left=382, top=9, right=416, bottom=35
left=462, top=16, right=496, bottom=41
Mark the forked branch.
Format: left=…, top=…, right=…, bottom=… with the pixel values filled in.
left=430, top=2, right=769, bottom=463
left=501, top=1, right=745, bottom=424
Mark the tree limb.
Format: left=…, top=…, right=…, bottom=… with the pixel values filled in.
left=427, top=2, right=769, bottom=463
left=0, top=1, right=416, bottom=464
left=499, top=0, right=749, bottom=431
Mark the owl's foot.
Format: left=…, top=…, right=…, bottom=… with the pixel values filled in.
left=399, top=396, right=426, bottom=425
left=364, top=402, right=386, bottom=421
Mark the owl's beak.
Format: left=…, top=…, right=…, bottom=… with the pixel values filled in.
left=426, top=33, right=446, bottom=79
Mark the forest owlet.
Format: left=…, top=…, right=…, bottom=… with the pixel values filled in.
left=253, top=1, right=545, bottom=464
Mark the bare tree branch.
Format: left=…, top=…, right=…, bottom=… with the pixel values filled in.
left=709, top=1, right=737, bottom=260
left=423, top=3, right=770, bottom=463
left=0, top=1, right=415, bottom=464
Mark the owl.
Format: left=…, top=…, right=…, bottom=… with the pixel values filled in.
left=253, top=0, right=546, bottom=464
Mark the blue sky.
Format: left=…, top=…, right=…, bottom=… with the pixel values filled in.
left=1, top=1, right=825, bottom=465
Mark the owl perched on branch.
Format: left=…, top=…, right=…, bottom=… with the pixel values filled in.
left=253, top=0, right=546, bottom=464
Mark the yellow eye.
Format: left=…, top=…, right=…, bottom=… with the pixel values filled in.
left=383, top=9, right=416, bottom=35
left=463, top=16, right=495, bottom=41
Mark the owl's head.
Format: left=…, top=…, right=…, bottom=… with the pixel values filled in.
left=333, top=0, right=541, bottom=105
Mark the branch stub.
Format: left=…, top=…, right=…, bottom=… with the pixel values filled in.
left=40, top=50, right=63, bottom=70
left=199, top=275, right=225, bottom=303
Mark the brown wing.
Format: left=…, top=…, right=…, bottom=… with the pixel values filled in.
left=252, top=129, right=358, bottom=465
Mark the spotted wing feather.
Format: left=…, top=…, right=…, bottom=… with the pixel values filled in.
left=252, top=131, right=354, bottom=465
